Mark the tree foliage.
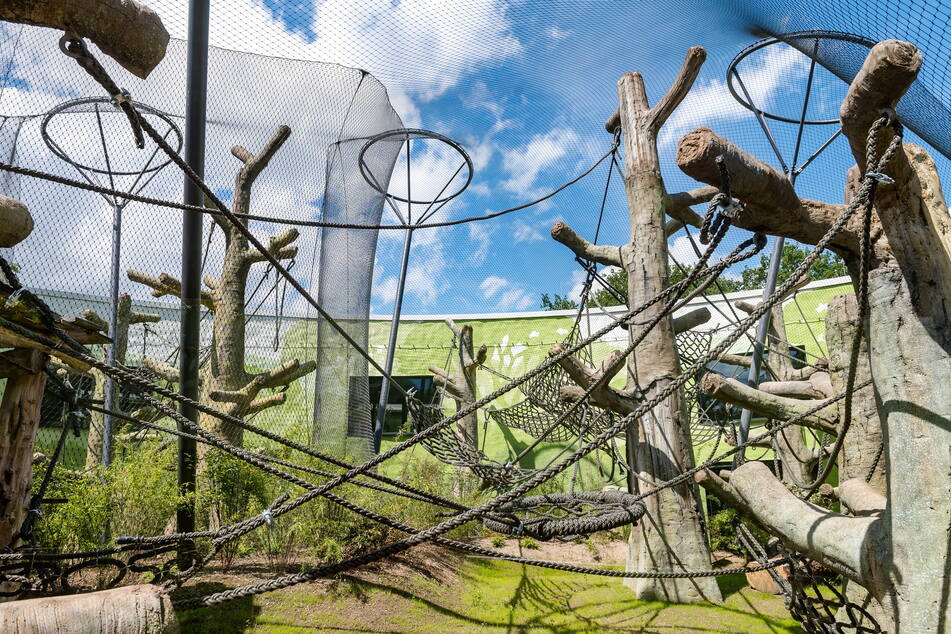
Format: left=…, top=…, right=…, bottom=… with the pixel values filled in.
left=542, top=244, right=848, bottom=310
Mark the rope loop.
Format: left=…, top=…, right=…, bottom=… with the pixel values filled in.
left=484, top=490, right=646, bottom=541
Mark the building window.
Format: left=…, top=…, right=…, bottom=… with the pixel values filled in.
left=368, top=376, right=437, bottom=435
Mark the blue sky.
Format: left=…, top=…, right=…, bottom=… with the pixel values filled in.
left=2, top=0, right=948, bottom=318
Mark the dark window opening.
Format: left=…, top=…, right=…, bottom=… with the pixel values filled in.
left=368, top=375, right=437, bottom=436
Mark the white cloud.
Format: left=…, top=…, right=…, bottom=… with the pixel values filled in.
left=668, top=235, right=701, bottom=267
left=480, top=275, right=508, bottom=299
left=500, top=128, right=580, bottom=197
left=147, top=0, right=522, bottom=104
left=659, top=46, right=809, bottom=146
left=544, top=26, right=572, bottom=40
left=513, top=220, right=543, bottom=243
left=480, top=275, right=534, bottom=311
left=467, top=223, right=494, bottom=266
left=567, top=269, right=588, bottom=304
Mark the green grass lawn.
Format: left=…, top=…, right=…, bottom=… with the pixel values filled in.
left=177, top=555, right=802, bottom=633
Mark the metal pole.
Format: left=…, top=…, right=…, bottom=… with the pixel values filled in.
left=178, top=0, right=209, bottom=539
left=373, top=227, right=413, bottom=452
left=102, top=203, right=122, bottom=465
left=736, top=235, right=785, bottom=448
left=733, top=42, right=814, bottom=452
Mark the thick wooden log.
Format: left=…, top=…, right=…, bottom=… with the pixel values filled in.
left=550, top=345, right=640, bottom=415
left=0, top=196, right=33, bottom=248
left=671, top=307, right=710, bottom=334
left=0, top=584, right=178, bottom=632
left=676, top=128, right=859, bottom=254
left=840, top=40, right=921, bottom=171
left=837, top=479, right=886, bottom=516
left=758, top=372, right=832, bottom=400
left=698, top=373, right=838, bottom=434
left=550, top=221, right=622, bottom=267
left=0, top=349, right=46, bottom=379
left=0, top=0, right=169, bottom=78
left=0, top=365, right=47, bottom=548
left=695, top=463, right=883, bottom=588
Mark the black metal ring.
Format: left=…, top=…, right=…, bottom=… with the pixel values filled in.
left=357, top=128, right=473, bottom=206
left=40, top=97, right=182, bottom=176
left=727, top=30, right=876, bottom=126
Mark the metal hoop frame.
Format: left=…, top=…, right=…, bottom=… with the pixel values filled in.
left=40, top=97, right=183, bottom=176
left=727, top=30, right=876, bottom=126
left=357, top=127, right=473, bottom=207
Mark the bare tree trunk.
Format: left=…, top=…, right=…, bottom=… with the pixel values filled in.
left=128, top=126, right=314, bottom=529
left=83, top=296, right=159, bottom=469
left=429, top=319, right=487, bottom=493
left=680, top=40, right=951, bottom=632
left=551, top=48, right=720, bottom=603
left=0, top=350, right=48, bottom=549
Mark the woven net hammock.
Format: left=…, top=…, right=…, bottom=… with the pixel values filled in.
left=406, top=396, right=536, bottom=488
left=485, top=327, right=619, bottom=442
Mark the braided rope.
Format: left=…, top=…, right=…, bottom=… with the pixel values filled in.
left=173, top=118, right=892, bottom=605
left=20, top=39, right=900, bottom=613
left=482, top=491, right=646, bottom=540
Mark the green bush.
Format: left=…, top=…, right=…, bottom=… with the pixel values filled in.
left=32, top=444, right=182, bottom=553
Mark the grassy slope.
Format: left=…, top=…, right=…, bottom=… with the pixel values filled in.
left=178, top=557, right=801, bottom=633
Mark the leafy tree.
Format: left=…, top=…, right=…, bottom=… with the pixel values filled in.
left=737, top=243, right=848, bottom=289
left=540, top=293, right=578, bottom=311
left=543, top=244, right=848, bottom=310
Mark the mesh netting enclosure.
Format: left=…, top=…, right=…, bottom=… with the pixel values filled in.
left=0, top=25, right=402, bottom=463
left=731, top=0, right=951, bottom=160
left=312, top=132, right=401, bottom=460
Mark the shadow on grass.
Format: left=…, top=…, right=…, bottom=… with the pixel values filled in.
left=174, top=582, right=260, bottom=633
left=173, top=558, right=803, bottom=633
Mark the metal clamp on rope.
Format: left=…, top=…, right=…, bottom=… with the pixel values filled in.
left=866, top=171, right=894, bottom=185
left=261, top=509, right=275, bottom=530
left=58, top=32, right=85, bottom=58
left=715, top=196, right=743, bottom=219
left=1, top=287, right=28, bottom=310
left=879, top=107, right=898, bottom=127
left=111, top=89, right=133, bottom=108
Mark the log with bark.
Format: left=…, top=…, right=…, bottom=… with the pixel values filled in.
left=0, top=584, right=178, bottom=633
left=680, top=40, right=949, bottom=632
left=128, top=126, right=315, bottom=527
left=550, top=46, right=721, bottom=603
left=0, top=0, right=169, bottom=78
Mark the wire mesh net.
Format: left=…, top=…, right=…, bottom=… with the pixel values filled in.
left=0, top=1, right=947, bottom=628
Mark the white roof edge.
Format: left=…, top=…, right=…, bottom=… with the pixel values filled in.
left=369, top=275, right=853, bottom=321
left=34, top=276, right=853, bottom=322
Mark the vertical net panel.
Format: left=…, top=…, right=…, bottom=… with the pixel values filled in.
left=312, top=79, right=403, bottom=460
left=0, top=25, right=402, bottom=466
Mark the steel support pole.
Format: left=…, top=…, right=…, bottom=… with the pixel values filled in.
left=178, top=0, right=209, bottom=538
left=736, top=236, right=785, bottom=448
left=372, top=227, right=413, bottom=453
left=102, top=203, right=122, bottom=465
